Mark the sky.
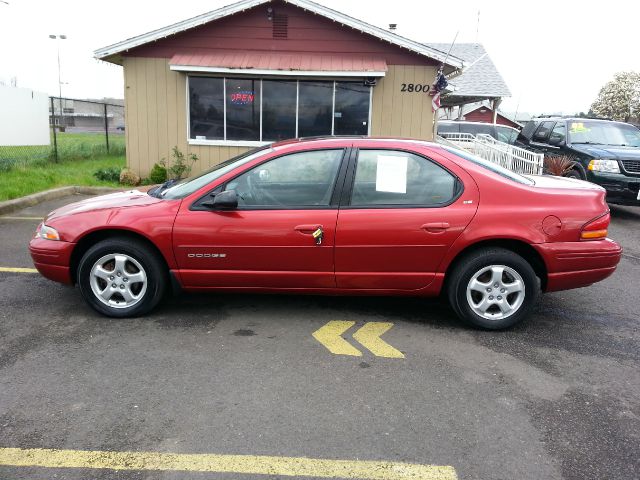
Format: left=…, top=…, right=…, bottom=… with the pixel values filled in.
left=1, top=0, right=639, bottom=115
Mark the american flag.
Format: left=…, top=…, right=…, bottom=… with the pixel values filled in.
left=431, top=67, right=448, bottom=112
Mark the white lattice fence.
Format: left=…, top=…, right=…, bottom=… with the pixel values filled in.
left=437, top=132, right=544, bottom=175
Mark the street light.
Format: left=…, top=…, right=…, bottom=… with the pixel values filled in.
left=49, top=34, right=67, bottom=101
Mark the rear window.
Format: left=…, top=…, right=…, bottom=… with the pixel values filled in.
left=462, top=123, right=493, bottom=136
left=437, top=123, right=459, bottom=134
left=496, top=126, right=519, bottom=144
left=520, top=121, right=539, bottom=139
left=440, top=146, right=535, bottom=185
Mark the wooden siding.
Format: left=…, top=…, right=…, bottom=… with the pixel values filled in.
left=126, top=1, right=435, bottom=67
left=370, top=65, right=437, bottom=140
left=123, top=59, right=436, bottom=177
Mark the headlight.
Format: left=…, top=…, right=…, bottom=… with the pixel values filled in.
left=35, top=224, right=60, bottom=241
left=588, top=159, right=620, bottom=173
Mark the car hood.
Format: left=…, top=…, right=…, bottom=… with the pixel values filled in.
left=45, top=190, right=164, bottom=222
left=525, top=174, right=605, bottom=191
left=570, top=144, right=640, bottom=160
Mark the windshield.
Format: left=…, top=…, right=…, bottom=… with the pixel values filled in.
left=440, top=146, right=535, bottom=185
left=161, top=147, right=273, bottom=199
left=567, top=121, right=640, bottom=146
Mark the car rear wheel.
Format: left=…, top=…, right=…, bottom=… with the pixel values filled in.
left=78, top=238, right=167, bottom=317
left=563, top=169, right=582, bottom=179
left=447, top=248, right=540, bottom=330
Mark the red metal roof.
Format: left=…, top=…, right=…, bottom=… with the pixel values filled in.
left=169, top=51, right=388, bottom=74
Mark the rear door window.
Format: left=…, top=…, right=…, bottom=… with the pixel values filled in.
left=350, top=150, right=458, bottom=206
left=532, top=121, right=555, bottom=142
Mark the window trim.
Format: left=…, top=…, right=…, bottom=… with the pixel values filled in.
left=341, top=148, right=464, bottom=209
left=190, top=148, right=352, bottom=211
left=187, top=76, right=372, bottom=146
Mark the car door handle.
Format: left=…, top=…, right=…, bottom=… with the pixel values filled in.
left=295, top=224, right=322, bottom=234
left=421, top=222, right=450, bottom=233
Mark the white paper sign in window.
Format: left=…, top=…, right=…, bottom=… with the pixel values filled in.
left=375, top=155, right=408, bottom=193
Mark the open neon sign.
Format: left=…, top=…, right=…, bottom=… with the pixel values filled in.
left=230, top=91, right=255, bottom=105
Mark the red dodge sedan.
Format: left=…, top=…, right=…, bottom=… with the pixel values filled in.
left=29, top=138, right=622, bottom=329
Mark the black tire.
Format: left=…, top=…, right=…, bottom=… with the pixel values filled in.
left=447, top=248, right=540, bottom=330
left=563, top=169, right=582, bottom=179
left=77, top=237, right=167, bottom=318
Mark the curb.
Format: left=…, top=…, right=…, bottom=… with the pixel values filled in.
left=0, top=186, right=122, bottom=216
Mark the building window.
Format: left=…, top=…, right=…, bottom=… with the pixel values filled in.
left=298, top=81, right=333, bottom=137
left=226, top=78, right=260, bottom=141
left=334, top=82, right=370, bottom=136
left=188, top=77, right=371, bottom=144
left=190, top=77, right=224, bottom=140
left=262, top=80, right=297, bottom=141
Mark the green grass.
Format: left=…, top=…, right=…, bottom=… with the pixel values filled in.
left=0, top=155, right=125, bottom=201
left=0, top=132, right=126, bottom=171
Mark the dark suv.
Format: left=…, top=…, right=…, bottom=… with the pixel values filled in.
left=518, top=117, right=640, bottom=206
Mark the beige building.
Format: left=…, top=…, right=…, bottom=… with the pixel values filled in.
left=95, top=0, right=464, bottom=177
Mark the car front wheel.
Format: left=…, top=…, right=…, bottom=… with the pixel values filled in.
left=447, top=248, right=540, bottom=329
left=77, top=238, right=167, bottom=317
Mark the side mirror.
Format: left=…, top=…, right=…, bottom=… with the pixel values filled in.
left=548, top=136, right=565, bottom=146
left=212, top=190, right=238, bottom=210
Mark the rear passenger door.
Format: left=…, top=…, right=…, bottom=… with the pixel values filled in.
left=334, top=148, right=479, bottom=290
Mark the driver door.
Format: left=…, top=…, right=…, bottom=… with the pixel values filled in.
left=172, top=149, right=348, bottom=289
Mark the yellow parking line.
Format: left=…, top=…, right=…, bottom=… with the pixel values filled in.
left=0, top=267, right=38, bottom=273
left=0, top=447, right=457, bottom=480
left=0, top=217, right=43, bottom=221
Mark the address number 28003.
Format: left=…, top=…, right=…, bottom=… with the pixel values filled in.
left=400, top=83, right=431, bottom=93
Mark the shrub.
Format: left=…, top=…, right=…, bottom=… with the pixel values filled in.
left=119, top=168, right=141, bottom=186
left=167, top=146, right=198, bottom=179
left=149, top=162, right=167, bottom=184
left=544, top=155, right=576, bottom=176
left=93, top=167, right=122, bottom=182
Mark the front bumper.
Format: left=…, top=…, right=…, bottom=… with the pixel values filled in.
left=587, top=171, right=640, bottom=206
left=29, top=237, right=75, bottom=285
left=534, top=238, right=622, bottom=292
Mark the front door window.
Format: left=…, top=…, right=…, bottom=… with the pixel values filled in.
left=227, top=149, right=344, bottom=207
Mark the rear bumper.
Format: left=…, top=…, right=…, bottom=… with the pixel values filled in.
left=534, top=239, right=622, bottom=292
left=588, top=171, right=640, bottom=206
left=29, top=238, right=75, bottom=285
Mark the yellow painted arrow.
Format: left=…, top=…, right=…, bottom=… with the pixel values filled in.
left=312, top=321, right=404, bottom=358
left=353, top=322, right=405, bottom=359
left=312, top=321, right=362, bottom=356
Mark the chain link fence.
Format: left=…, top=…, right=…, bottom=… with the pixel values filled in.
left=0, top=97, right=125, bottom=172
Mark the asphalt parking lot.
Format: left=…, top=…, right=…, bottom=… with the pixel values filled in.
left=1, top=194, right=639, bottom=480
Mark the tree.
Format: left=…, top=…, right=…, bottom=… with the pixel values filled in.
left=590, top=71, right=640, bottom=123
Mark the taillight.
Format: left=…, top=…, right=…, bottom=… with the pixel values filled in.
left=580, top=212, right=610, bottom=240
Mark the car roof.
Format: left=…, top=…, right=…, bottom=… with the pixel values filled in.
left=529, top=117, right=636, bottom=127
left=438, top=120, right=518, bottom=130
left=270, top=136, right=442, bottom=150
